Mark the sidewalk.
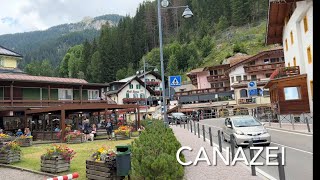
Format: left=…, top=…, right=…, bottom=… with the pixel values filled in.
left=171, top=126, right=263, bottom=180
left=264, top=122, right=313, bottom=134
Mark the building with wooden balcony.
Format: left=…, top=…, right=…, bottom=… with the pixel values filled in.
left=265, top=0, right=313, bottom=115
left=225, top=48, right=285, bottom=109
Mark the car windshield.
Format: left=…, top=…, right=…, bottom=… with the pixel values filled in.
left=232, top=118, right=261, bottom=127
left=173, top=113, right=185, bottom=116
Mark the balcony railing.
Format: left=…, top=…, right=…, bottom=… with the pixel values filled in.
left=175, top=87, right=229, bottom=97
left=244, top=62, right=285, bottom=73
left=270, top=66, right=300, bottom=80
left=123, top=98, right=146, bottom=103
left=0, top=98, right=110, bottom=107
left=207, top=74, right=229, bottom=82
left=146, top=81, right=160, bottom=86
left=238, top=98, right=256, bottom=104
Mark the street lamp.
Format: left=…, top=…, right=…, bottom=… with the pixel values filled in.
left=157, top=0, right=193, bottom=124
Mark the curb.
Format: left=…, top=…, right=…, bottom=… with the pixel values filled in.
left=265, top=126, right=313, bottom=135
left=0, top=163, right=55, bottom=178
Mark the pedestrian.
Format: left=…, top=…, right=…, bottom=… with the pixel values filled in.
left=16, top=129, right=23, bottom=137
left=91, top=124, right=97, bottom=137
left=106, top=119, right=113, bottom=140
left=24, top=127, right=31, bottom=137
left=83, top=118, right=91, bottom=142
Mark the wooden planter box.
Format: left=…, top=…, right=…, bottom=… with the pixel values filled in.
left=86, top=159, right=124, bottom=180
left=0, top=138, right=12, bottom=148
left=17, top=138, right=33, bottom=147
left=40, top=155, right=70, bottom=173
left=0, top=150, right=21, bottom=164
left=115, top=134, right=130, bottom=141
left=66, top=137, right=82, bottom=144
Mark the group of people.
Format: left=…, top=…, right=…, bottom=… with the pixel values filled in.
left=0, top=127, right=31, bottom=137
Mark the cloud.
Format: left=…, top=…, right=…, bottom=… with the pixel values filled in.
left=0, top=0, right=145, bottom=35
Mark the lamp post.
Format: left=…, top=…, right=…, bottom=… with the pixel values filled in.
left=157, top=0, right=193, bottom=124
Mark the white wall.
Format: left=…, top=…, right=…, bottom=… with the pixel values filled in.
left=139, top=74, right=163, bottom=90
left=117, top=79, right=152, bottom=104
left=282, top=0, right=313, bottom=112
left=229, top=65, right=246, bottom=90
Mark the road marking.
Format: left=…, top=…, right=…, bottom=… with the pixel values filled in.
left=266, top=128, right=313, bottom=136
left=270, top=142, right=313, bottom=155
left=178, top=127, right=278, bottom=180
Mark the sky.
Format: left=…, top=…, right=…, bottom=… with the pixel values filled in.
left=0, top=0, right=147, bottom=35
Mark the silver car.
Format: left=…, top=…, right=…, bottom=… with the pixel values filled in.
left=222, top=116, right=271, bottom=146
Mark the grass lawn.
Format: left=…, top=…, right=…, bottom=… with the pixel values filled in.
left=11, top=139, right=134, bottom=180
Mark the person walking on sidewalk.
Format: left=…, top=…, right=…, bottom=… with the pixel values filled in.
left=106, top=119, right=113, bottom=140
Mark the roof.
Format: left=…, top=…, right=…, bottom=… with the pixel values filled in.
left=137, top=71, right=162, bottom=80
left=0, top=73, right=88, bottom=85
left=0, top=45, right=23, bottom=58
left=264, top=74, right=307, bottom=88
left=187, top=68, right=205, bottom=75
left=265, top=0, right=304, bottom=45
left=0, top=67, right=25, bottom=74
left=204, top=64, right=230, bottom=71
left=227, top=53, right=252, bottom=67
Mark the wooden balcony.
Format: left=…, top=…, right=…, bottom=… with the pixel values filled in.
left=175, top=87, right=229, bottom=97
left=146, top=81, right=160, bottom=86
left=270, top=66, right=300, bottom=80
left=244, top=62, right=285, bottom=73
left=123, top=98, right=146, bottom=104
left=238, top=98, right=256, bottom=104
left=0, top=99, right=110, bottom=108
left=207, top=74, right=229, bottom=82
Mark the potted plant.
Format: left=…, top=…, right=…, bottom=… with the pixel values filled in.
left=16, top=135, right=33, bottom=147
left=114, top=126, right=131, bottom=140
left=0, top=141, right=21, bottom=164
left=65, top=131, right=84, bottom=144
left=0, top=134, right=11, bottom=145
left=40, top=144, right=76, bottom=173
left=86, top=146, right=120, bottom=180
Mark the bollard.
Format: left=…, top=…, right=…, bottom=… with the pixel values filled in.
left=194, top=121, right=196, bottom=135
left=175, top=118, right=177, bottom=127
left=187, top=120, right=189, bottom=130
left=230, top=134, right=235, bottom=160
left=202, top=125, right=205, bottom=142
left=305, top=117, right=311, bottom=132
left=268, top=113, right=271, bottom=126
left=184, top=122, right=185, bottom=129
left=209, top=127, right=213, bottom=146
left=279, top=115, right=282, bottom=128
left=277, top=153, right=286, bottom=180
left=190, top=121, right=193, bottom=133
left=218, top=130, right=222, bottom=153
left=249, top=140, right=256, bottom=176
left=47, top=172, right=79, bottom=180
left=197, top=123, right=200, bottom=138
left=180, top=120, right=182, bottom=127
left=290, top=114, right=295, bottom=130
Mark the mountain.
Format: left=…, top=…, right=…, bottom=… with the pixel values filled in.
left=0, top=14, right=123, bottom=68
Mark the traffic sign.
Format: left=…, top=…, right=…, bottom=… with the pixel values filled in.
left=249, top=89, right=258, bottom=97
left=248, top=81, right=257, bottom=89
left=169, top=76, right=181, bottom=87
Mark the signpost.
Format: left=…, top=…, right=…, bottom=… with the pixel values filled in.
left=248, top=81, right=257, bottom=97
left=168, top=76, right=181, bottom=101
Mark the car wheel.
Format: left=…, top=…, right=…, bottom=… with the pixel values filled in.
left=264, top=143, right=270, bottom=146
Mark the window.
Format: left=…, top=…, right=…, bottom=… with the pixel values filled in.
left=214, top=70, right=218, bottom=75
left=303, top=15, right=308, bottom=33
left=285, top=39, right=288, bottom=51
left=236, top=76, right=241, bottom=82
left=151, top=79, right=155, bottom=82
left=249, top=61, right=255, bottom=66
left=231, top=77, right=234, bottom=83
left=307, top=46, right=312, bottom=64
left=58, top=89, right=73, bottom=100
left=288, top=62, right=290, bottom=67
left=281, top=57, right=285, bottom=62
left=126, top=93, right=129, bottom=98
left=284, top=87, right=301, bottom=100
left=251, top=75, right=257, bottom=81
left=218, top=69, right=223, bottom=75
left=210, top=71, right=214, bottom=76
left=243, top=75, right=247, bottom=81
left=129, top=84, right=133, bottom=89
left=145, top=79, right=149, bottom=82
left=310, top=81, right=313, bottom=98
left=264, top=59, right=270, bottom=64
left=290, top=31, right=294, bottom=44
left=0, top=59, right=3, bottom=67
left=133, top=93, right=138, bottom=98
left=270, top=58, right=278, bottom=63
left=140, top=93, right=145, bottom=98
left=264, top=90, right=270, bottom=96
left=136, top=84, right=141, bottom=89
left=240, top=89, right=248, bottom=98
left=88, top=90, right=99, bottom=100
left=293, top=57, right=296, bottom=66
left=266, top=73, right=271, bottom=78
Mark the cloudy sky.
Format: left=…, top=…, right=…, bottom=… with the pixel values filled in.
left=0, top=0, right=146, bottom=35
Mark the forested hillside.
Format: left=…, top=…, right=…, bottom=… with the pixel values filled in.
left=26, top=0, right=274, bottom=83
left=0, top=14, right=123, bottom=69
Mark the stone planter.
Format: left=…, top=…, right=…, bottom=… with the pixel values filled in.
left=0, top=150, right=21, bottom=164
left=16, top=138, right=33, bottom=147
left=86, top=159, right=124, bottom=180
left=40, top=155, right=70, bottom=173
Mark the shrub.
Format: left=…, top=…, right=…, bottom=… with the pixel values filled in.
left=131, top=120, right=185, bottom=179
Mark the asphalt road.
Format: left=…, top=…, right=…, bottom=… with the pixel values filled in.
left=186, top=118, right=313, bottom=180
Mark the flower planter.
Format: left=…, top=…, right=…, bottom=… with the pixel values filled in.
left=66, top=136, right=82, bottom=144
left=0, top=150, right=21, bottom=164
left=86, top=159, right=124, bottom=180
left=115, top=134, right=130, bottom=141
left=40, top=155, right=70, bottom=173
left=17, top=138, right=33, bottom=147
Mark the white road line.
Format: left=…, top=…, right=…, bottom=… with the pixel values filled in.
left=271, top=142, right=313, bottom=155
left=178, top=127, right=278, bottom=180
left=266, top=128, right=313, bottom=136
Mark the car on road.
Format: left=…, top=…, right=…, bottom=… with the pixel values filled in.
left=168, top=112, right=188, bottom=124
left=221, top=115, right=271, bottom=146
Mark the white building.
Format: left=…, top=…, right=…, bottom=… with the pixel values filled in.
left=266, top=0, right=313, bottom=114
